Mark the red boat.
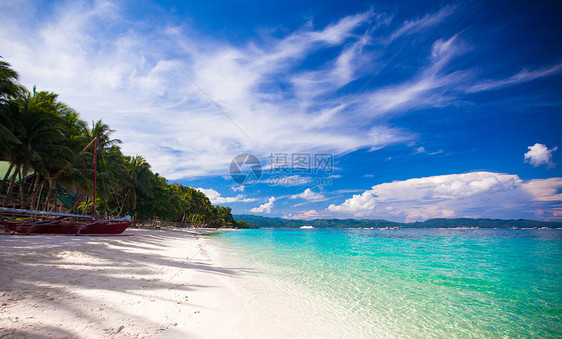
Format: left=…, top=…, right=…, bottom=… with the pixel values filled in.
left=0, top=208, right=132, bottom=235
left=0, top=138, right=132, bottom=235
left=77, top=218, right=132, bottom=235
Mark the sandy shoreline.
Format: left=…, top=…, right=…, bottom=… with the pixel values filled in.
left=0, top=228, right=246, bottom=338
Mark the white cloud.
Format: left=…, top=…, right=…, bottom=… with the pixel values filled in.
left=284, top=210, right=321, bottom=220
left=1, top=3, right=558, bottom=182
left=405, top=206, right=456, bottom=223
left=522, top=178, right=562, bottom=202
left=250, top=197, right=276, bottom=213
left=372, top=172, right=521, bottom=201
left=468, top=63, right=562, bottom=92
left=231, top=185, right=244, bottom=192
left=0, top=3, right=408, bottom=179
left=290, top=188, right=325, bottom=201
left=359, top=35, right=469, bottom=117
left=327, top=172, right=562, bottom=221
left=290, top=35, right=371, bottom=102
left=327, top=191, right=376, bottom=216
left=386, top=5, right=456, bottom=43
left=413, top=145, right=443, bottom=156
left=196, top=188, right=256, bottom=204
left=524, top=143, right=558, bottom=168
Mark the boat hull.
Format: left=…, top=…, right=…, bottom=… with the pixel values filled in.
left=2, top=220, right=132, bottom=235
left=77, top=221, right=132, bottom=234
left=3, top=220, right=82, bottom=234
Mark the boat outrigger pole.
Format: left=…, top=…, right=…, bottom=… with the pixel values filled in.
left=92, top=137, right=98, bottom=218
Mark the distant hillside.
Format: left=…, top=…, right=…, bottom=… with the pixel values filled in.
left=234, top=215, right=562, bottom=229
left=409, top=218, right=562, bottom=229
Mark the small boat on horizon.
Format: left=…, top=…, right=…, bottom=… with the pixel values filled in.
left=300, top=225, right=314, bottom=229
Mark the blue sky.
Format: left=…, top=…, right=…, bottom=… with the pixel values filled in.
left=1, top=0, right=561, bottom=221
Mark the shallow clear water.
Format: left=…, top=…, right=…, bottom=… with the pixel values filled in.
left=214, top=228, right=562, bottom=338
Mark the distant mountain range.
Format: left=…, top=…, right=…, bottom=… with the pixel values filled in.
left=234, top=214, right=562, bottom=229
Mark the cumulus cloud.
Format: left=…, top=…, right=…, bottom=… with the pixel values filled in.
left=250, top=197, right=276, bottom=213
left=522, top=178, right=562, bottom=202
left=405, top=206, right=456, bottom=222
left=196, top=188, right=256, bottom=204
left=328, top=191, right=376, bottom=216
left=290, top=188, right=325, bottom=201
left=370, top=172, right=521, bottom=201
left=524, top=143, right=558, bottom=168
left=327, top=172, right=562, bottom=221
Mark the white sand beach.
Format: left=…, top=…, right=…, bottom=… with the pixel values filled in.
left=0, top=229, right=246, bottom=338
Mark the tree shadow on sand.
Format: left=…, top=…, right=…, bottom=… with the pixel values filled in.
left=0, top=229, right=255, bottom=338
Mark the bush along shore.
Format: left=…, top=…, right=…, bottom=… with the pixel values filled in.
left=0, top=58, right=248, bottom=228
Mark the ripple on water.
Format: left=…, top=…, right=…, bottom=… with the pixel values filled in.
left=213, top=228, right=562, bottom=338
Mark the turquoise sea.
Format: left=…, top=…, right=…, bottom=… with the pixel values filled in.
left=213, top=228, right=562, bottom=338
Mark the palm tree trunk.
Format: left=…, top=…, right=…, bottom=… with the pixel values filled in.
left=48, top=180, right=59, bottom=212
left=0, top=162, right=15, bottom=194
left=67, top=191, right=83, bottom=213
left=3, top=164, right=21, bottom=206
left=33, top=179, right=47, bottom=212
left=27, top=173, right=39, bottom=195
left=44, top=180, right=54, bottom=211
left=31, top=179, right=46, bottom=210
left=118, top=189, right=129, bottom=217
left=83, top=196, right=90, bottom=215
left=25, top=174, right=41, bottom=209
left=18, top=167, right=25, bottom=207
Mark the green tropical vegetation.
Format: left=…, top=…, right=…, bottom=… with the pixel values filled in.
left=0, top=57, right=247, bottom=228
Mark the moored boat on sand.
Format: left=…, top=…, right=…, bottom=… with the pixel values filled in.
left=0, top=138, right=132, bottom=235
left=0, top=207, right=132, bottom=235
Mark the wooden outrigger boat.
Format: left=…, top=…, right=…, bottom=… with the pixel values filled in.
left=0, top=208, right=132, bottom=235
left=0, top=138, right=133, bottom=235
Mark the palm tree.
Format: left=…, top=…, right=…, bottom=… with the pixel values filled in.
left=88, top=120, right=121, bottom=151
left=0, top=100, right=21, bottom=190
left=115, top=155, right=153, bottom=216
left=46, top=104, right=91, bottom=211
left=0, top=58, right=23, bottom=158
left=2, top=88, right=67, bottom=207
left=0, top=57, right=23, bottom=101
